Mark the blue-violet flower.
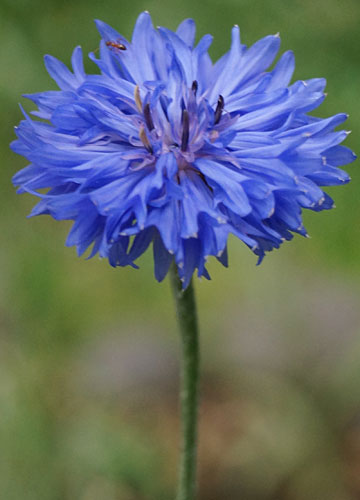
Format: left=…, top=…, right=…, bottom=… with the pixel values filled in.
left=11, top=12, right=356, bottom=287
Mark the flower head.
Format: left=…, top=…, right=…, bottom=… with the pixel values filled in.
left=12, top=12, right=355, bottom=287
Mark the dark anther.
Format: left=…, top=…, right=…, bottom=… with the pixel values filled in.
left=214, top=95, right=225, bottom=125
left=181, top=109, right=190, bottom=152
left=143, top=103, right=155, bottom=131
left=191, top=80, right=198, bottom=95
left=198, top=171, right=213, bottom=192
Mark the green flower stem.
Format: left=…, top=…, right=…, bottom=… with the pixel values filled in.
left=170, top=262, right=200, bottom=500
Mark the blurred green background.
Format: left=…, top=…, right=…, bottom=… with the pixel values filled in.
left=1, top=0, right=359, bottom=498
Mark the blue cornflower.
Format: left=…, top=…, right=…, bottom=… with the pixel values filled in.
left=11, top=12, right=355, bottom=287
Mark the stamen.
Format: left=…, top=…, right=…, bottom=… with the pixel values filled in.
left=191, top=80, right=198, bottom=95
left=143, top=103, right=155, bottom=131
left=134, top=85, right=143, bottom=113
left=214, top=95, right=225, bottom=125
left=210, top=130, right=219, bottom=143
left=139, top=125, right=153, bottom=154
left=181, top=109, right=190, bottom=152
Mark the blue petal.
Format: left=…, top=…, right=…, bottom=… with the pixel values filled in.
left=131, top=12, right=157, bottom=83
left=176, top=19, right=196, bottom=48
left=159, top=26, right=194, bottom=87
left=153, top=231, right=174, bottom=281
left=71, top=46, right=86, bottom=81
left=208, top=25, right=243, bottom=104
left=94, top=19, right=126, bottom=43
left=325, top=145, right=356, bottom=166
left=267, top=50, right=295, bottom=91
left=224, top=34, right=281, bottom=96
left=44, top=55, right=79, bottom=91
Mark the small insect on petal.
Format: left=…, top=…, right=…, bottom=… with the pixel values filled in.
left=106, top=40, right=127, bottom=52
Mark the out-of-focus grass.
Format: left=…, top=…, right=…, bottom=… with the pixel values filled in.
left=1, top=0, right=359, bottom=498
